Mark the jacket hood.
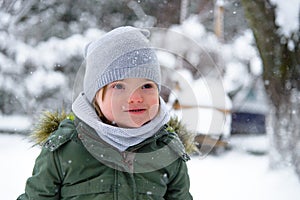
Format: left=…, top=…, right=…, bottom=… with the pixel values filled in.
left=31, top=110, right=198, bottom=154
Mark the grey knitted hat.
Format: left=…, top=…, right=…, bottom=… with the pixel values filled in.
left=83, top=26, right=161, bottom=103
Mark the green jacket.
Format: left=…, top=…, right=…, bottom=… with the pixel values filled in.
left=18, top=117, right=193, bottom=200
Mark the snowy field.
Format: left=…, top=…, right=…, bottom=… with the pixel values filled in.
left=1, top=133, right=300, bottom=200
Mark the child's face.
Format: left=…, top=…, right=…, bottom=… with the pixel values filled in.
left=96, top=78, right=160, bottom=128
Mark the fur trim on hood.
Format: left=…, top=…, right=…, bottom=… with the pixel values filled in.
left=31, top=110, right=198, bottom=154
left=30, top=110, right=75, bottom=146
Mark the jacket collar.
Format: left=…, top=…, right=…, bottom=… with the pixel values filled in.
left=74, top=117, right=188, bottom=173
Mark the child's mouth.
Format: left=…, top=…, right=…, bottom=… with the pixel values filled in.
left=128, top=109, right=146, bottom=113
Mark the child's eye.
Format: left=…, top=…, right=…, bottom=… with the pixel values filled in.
left=113, top=83, right=125, bottom=89
left=142, top=83, right=155, bottom=89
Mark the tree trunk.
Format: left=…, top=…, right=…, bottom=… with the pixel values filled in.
left=241, top=0, right=300, bottom=177
left=214, top=0, right=225, bottom=41
left=180, top=0, right=190, bottom=23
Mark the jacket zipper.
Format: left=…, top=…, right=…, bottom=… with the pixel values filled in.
left=77, top=121, right=135, bottom=172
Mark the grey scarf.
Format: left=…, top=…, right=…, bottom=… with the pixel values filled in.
left=72, top=93, right=170, bottom=152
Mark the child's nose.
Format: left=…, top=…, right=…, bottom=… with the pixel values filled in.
left=128, top=90, right=143, bottom=103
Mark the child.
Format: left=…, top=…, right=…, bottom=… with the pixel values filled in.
left=18, top=26, right=193, bottom=199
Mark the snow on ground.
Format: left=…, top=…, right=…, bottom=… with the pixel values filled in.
left=0, top=134, right=40, bottom=199
left=1, top=133, right=300, bottom=200
left=188, top=152, right=300, bottom=200
left=0, top=115, right=31, bottom=133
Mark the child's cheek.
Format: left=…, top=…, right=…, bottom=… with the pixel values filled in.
left=149, top=96, right=160, bottom=115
